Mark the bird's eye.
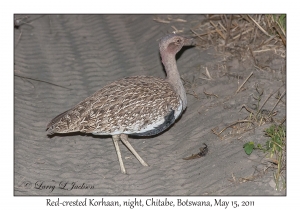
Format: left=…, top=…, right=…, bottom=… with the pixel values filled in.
left=175, top=39, right=181, bottom=45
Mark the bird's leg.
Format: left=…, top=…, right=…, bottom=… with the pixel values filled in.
left=120, top=134, right=149, bottom=167
left=112, top=135, right=126, bottom=174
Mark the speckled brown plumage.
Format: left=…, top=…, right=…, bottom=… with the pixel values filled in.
left=46, top=34, right=194, bottom=174
left=47, top=76, right=181, bottom=135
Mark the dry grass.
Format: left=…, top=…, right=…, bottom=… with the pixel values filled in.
left=185, top=14, right=286, bottom=141
left=212, top=83, right=285, bottom=141
left=191, top=14, right=285, bottom=50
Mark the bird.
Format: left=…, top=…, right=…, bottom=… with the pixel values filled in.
left=46, top=34, right=195, bottom=174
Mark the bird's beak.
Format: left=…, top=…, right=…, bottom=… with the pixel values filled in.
left=184, top=37, right=196, bottom=46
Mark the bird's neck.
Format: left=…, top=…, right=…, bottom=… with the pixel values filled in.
left=162, top=54, right=187, bottom=110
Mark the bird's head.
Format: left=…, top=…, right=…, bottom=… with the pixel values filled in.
left=159, top=34, right=195, bottom=56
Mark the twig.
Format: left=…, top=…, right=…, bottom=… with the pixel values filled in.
left=216, top=120, right=254, bottom=136
left=14, top=16, right=30, bottom=28
left=247, top=15, right=271, bottom=37
left=268, top=90, right=286, bottom=118
left=172, top=18, right=187, bottom=23
left=153, top=17, right=170, bottom=23
left=14, top=74, right=72, bottom=90
left=279, top=117, right=286, bottom=126
left=224, top=15, right=233, bottom=46
left=236, top=71, right=253, bottom=94
left=240, top=104, right=256, bottom=115
left=186, top=90, right=199, bottom=100
left=203, top=89, right=218, bottom=98
left=205, top=67, right=213, bottom=79
left=254, top=35, right=276, bottom=50
left=272, top=22, right=286, bottom=46
left=15, top=29, right=23, bottom=48
left=232, top=27, right=254, bottom=40
left=190, top=28, right=205, bottom=41
left=171, top=26, right=183, bottom=33
left=218, top=21, right=227, bottom=32
left=257, top=93, right=273, bottom=116
left=254, top=65, right=265, bottom=71
left=191, top=29, right=219, bottom=37
left=249, top=47, right=257, bottom=66
left=257, top=83, right=284, bottom=115
left=210, top=21, right=226, bottom=39
left=253, top=48, right=275, bottom=53
left=199, top=67, right=213, bottom=80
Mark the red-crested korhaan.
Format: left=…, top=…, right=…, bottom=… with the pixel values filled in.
left=46, top=34, right=195, bottom=174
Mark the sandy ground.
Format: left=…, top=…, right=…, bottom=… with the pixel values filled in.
left=14, top=15, right=286, bottom=195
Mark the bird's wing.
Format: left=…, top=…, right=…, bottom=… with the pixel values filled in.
left=46, top=76, right=181, bottom=135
